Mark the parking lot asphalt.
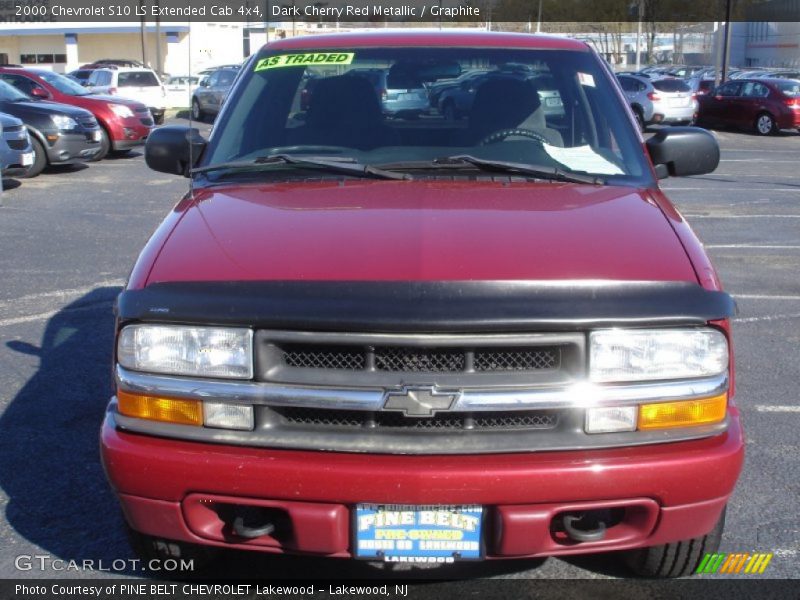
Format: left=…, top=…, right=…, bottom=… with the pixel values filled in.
left=0, top=120, right=797, bottom=584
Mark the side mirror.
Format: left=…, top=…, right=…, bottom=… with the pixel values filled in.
left=646, top=126, right=719, bottom=178
left=145, top=125, right=206, bottom=176
left=30, top=86, right=49, bottom=99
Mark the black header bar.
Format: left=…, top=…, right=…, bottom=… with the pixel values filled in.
left=1, top=0, right=798, bottom=24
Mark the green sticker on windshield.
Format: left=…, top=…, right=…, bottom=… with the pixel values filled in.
left=254, top=52, right=355, bottom=71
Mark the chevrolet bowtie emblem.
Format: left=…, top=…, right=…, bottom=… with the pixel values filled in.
left=382, top=387, right=459, bottom=417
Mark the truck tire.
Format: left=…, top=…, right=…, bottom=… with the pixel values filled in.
left=624, top=506, right=726, bottom=578
left=21, top=137, right=47, bottom=178
left=126, top=525, right=218, bottom=572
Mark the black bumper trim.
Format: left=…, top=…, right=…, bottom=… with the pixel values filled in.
left=116, top=280, right=735, bottom=332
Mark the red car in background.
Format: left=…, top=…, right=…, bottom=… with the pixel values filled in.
left=698, top=78, right=800, bottom=135
left=0, top=67, right=153, bottom=160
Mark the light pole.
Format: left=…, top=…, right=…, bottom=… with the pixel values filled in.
left=720, top=0, right=733, bottom=83
left=536, top=0, right=542, bottom=33
left=635, top=0, right=643, bottom=71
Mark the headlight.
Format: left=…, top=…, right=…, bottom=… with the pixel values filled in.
left=108, top=104, right=134, bottom=118
left=118, top=324, right=253, bottom=379
left=590, top=328, right=728, bottom=382
left=50, top=114, right=78, bottom=130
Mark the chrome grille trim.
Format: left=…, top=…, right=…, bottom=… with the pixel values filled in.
left=116, top=365, right=729, bottom=412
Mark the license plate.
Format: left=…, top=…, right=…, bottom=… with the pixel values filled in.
left=355, top=504, right=482, bottom=562
left=546, top=97, right=563, bottom=106
left=669, top=98, right=688, bottom=107
left=21, top=152, right=33, bottom=166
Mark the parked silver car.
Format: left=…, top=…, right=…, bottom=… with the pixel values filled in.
left=617, top=74, right=697, bottom=128
left=0, top=112, right=33, bottom=178
left=346, top=67, right=429, bottom=119
left=616, top=74, right=655, bottom=130
left=191, top=66, right=240, bottom=121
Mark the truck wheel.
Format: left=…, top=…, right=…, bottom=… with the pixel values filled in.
left=88, top=127, right=110, bottom=162
left=21, top=137, right=47, bottom=178
left=625, top=506, right=725, bottom=578
left=126, top=525, right=218, bottom=572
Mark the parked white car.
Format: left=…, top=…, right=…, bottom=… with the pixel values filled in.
left=86, top=67, right=167, bottom=124
left=164, top=75, right=199, bottom=109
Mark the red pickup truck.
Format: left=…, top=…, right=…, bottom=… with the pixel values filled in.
left=101, top=31, right=743, bottom=577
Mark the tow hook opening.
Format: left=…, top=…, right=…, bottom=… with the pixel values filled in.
left=553, top=508, right=624, bottom=544
left=216, top=504, right=292, bottom=541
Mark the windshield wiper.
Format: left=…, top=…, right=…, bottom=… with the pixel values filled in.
left=378, top=155, right=605, bottom=185
left=191, top=154, right=411, bottom=181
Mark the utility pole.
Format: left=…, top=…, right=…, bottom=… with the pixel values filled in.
left=536, top=0, right=542, bottom=33
left=154, top=0, right=162, bottom=74
left=635, top=0, right=642, bottom=71
left=139, top=0, right=147, bottom=66
left=720, top=0, right=733, bottom=83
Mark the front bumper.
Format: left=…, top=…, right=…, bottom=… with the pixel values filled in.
left=110, top=117, right=151, bottom=150
left=46, top=132, right=101, bottom=163
left=101, top=408, right=743, bottom=559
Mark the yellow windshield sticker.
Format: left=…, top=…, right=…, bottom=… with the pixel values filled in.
left=254, top=52, right=355, bottom=71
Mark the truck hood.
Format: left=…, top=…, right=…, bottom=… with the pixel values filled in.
left=145, top=180, right=696, bottom=284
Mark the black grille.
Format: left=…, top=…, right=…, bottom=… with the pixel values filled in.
left=375, top=347, right=465, bottom=373
left=78, top=116, right=98, bottom=128
left=6, top=138, right=28, bottom=150
left=283, top=345, right=365, bottom=370
left=273, top=407, right=559, bottom=431
left=474, top=348, right=559, bottom=371
left=3, top=125, right=23, bottom=133
left=140, top=117, right=154, bottom=126
left=277, top=344, right=562, bottom=374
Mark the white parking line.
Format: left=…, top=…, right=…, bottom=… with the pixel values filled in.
left=0, top=280, right=124, bottom=307
left=719, top=159, right=800, bottom=162
left=734, top=294, right=800, bottom=300
left=669, top=190, right=800, bottom=193
left=735, top=313, right=800, bottom=324
left=754, top=405, right=800, bottom=413
left=0, top=302, right=111, bottom=328
left=707, top=244, right=800, bottom=249
left=682, top=214, right=800, bottom=218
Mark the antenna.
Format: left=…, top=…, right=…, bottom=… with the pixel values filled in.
left=188, top=14, right=194, bottom=198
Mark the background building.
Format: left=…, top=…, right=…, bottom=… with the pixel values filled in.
left=0, top=22, right=270, bottom=75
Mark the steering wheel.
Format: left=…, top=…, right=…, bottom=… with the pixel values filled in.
left=479, top=128, right=549, bottom=146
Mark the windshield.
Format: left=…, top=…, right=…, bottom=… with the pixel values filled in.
left=0, top=80, right=30, bottom=102
left=35, top=70, right=91, bottom=96
left=203, top=46, right=650, bottom=184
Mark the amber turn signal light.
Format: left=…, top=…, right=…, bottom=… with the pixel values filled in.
left=117, top=390, right=202, bottom=426
left=638, top=393, right=727, bottom=430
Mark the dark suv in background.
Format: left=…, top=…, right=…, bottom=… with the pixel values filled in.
left=191, top=65, right=240, bottom=121
left=0, top=80, right=100, bottom=177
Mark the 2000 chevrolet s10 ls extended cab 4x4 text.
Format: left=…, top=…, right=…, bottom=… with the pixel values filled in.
left=101, top=31, right=743, bottom=578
